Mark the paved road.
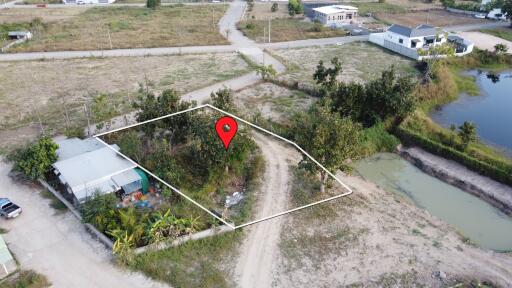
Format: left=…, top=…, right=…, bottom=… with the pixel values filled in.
left=0, top=161, right=169, bottom=288
left=445, top=21, right=510, bottom=32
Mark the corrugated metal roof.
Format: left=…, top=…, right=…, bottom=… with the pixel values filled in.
left=112, top=169, right=141, bottom=187
left=53, top=145, right=136, bottom=198
left=0, top=235, right=14, bottom=264
left=388, top=24, right=437, bottom=38
left=55, top=138, right=105, bottom=161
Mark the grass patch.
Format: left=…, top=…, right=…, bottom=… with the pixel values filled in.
left=7, top=5, right=229, bottom=52
left=40, top=189, right=68, bottom=213
left=360, top=121, right=400, bottom=156
left=480, top=28, right=512, bottom=42
left=130, top=230, right=242, bottom=288
left=0, top=227, right=8, bottom=234
left=0, top=270, right=51, bottom=288
left=237, top=18, right=347, bottom=43
left=350, top=2, right=406, bottom=14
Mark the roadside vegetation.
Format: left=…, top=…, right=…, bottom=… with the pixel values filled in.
left=4, top=5, right=228, bottom=52
left=0, top=270, right=51, bottom=288
left=480, top=27, right=512, bottom=41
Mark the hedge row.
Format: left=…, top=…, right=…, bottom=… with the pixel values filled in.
left=395, top=127, right=512, bottom=186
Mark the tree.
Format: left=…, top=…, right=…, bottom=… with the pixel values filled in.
left=494, top=43, right=509, bottom=54
left=271, top=2, right=278, bottom=12
left=91, top=93, right=117, bottom=131
left=418, top=40, right=455, bottom=82
left=146, top=0, right=160, bottom=9
left=211, top=87, right=236, bottom=113
left=132, top=88, right=194, bottom=148
left=14, top=137, right=58, bottom=180
left=288, top=0, right=303, bottom=16
left=329, top=65, right=415, bottom=127
left=458, top=121, right=477, bottom=149
left=313, top=57, right=342, bottom=95
left=143, top=139, right=184, bottom=186
left=440, top=0, right=455, bottom=8
left=117, top=131, right=143, bottom=163
left=501, top=0, right=512, bottom=25
left=293, top=102, right=362, bottom=193
left=255, top=64, right=277, bottom=80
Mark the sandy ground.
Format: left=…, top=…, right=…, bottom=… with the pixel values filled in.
left=234, top=132, right=300, bottom=288
left=0, top=161, right=169, bottom=288
left=273, top=171, right=512, bottom=287
left=234, top=82, right=314, bottom=122
left=458, top=31, right=512, bottom=53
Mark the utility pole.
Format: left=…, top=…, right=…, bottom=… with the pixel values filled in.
left=268, top=18, right=271, bottom=43
left=107, top=27, right=113, bottom=50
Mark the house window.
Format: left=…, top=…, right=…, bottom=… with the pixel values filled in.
left=399, top=38, right=403, bottom=44
left=347, top=14, right=352, bottom=19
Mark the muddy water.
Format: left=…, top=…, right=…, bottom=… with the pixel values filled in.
left=354, top=153, right=512, bottom=251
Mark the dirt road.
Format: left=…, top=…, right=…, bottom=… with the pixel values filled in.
left=0, top=161, right=168, bottom=288
left=234, top=133, right=298, bottom=288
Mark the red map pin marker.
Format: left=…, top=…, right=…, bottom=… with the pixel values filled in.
left=215, top=116, right=238, bottom=150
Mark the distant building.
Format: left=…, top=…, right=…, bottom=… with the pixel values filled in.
left=369, top=24, right=473, bottom=60
left=0, top=235, right=16, bottom=279
left=62, top=0, right=115, bottom=4
left=312, top=5, right=358, bottom=26
left=52, top=138, right=146, bottom=203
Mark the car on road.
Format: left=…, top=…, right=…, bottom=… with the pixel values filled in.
left=0, top=198, right=22, bottom=219
left=474, top=14, right=486, bottom=19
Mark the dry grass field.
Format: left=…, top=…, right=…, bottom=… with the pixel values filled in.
left=243, top=2, right=290, bottom=20
left=270, top=42, right=418, bottom=85
left=0, top=7, right=87, bottom=23
left=0, top=52, right=250, bottom=151
left=2, top=5, right=229, bottom=52
left=375, top=9, right=489, bottom=27
left=238, top=18, right=347, bottom=43
left=234, top=82, right=315, bottom=122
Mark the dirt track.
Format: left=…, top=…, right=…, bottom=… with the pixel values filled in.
left=0, top=161, right=169, bottom=288
left=234, top=133, right=299, bottom=288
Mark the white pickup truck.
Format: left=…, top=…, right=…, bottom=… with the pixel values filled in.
left=0, top=198, right=22, bottom=219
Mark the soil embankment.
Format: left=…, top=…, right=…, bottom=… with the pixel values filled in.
left=398, top=145, right=512, bottom=214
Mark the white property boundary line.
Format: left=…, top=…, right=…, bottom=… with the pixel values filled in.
left=94, top=104, right=353, bottom=229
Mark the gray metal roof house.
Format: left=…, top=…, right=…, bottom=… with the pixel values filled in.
left=53, top=138, right=143, bottom=203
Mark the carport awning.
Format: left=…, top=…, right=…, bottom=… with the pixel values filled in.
left=411, top=39, right=421, bottom=43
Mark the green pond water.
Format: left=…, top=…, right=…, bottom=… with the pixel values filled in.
left=354, top=153, right=512, bottom=252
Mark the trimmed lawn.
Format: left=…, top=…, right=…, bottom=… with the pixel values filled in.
left=237, top=18, right=347, bottom=43
left=4, top=5, right=228, bottom=52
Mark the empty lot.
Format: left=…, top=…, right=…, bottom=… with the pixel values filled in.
left=375, top=9, right=489, bottom=27
left=1, top=5, right=229, bottom=52
left=0, top=52, right=250, bottom=151
left=270, top=42, right=418, bottom=85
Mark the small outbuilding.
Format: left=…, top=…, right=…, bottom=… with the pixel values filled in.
left=7, top=31, right=32, bottom=40
left=52, top=138, right=145, bottom=203
left=0, top=236, right=16, bottom=279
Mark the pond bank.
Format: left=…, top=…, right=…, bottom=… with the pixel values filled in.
left=398, top=145, right=512, bottom=215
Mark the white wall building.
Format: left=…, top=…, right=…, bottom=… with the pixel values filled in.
left=312, top=5, right=358, bottom=26
left=369, top=24, right=473, bottom=60
left=63, top=0, right=116, bottom=4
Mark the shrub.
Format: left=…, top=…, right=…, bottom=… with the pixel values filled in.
left=11, top=137, right=58, bottom=180
left=245, top=22, right=255, bottom=30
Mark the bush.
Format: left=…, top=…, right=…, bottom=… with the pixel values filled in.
left=11, top=137, right=58, bottom=180
left=146, top=0, right=160, bottom=9
left=245, top=22, right=255, bottom=30
left=394, top=127, right=512, bottom=186
left=1, top=270, right=51, bottom=288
